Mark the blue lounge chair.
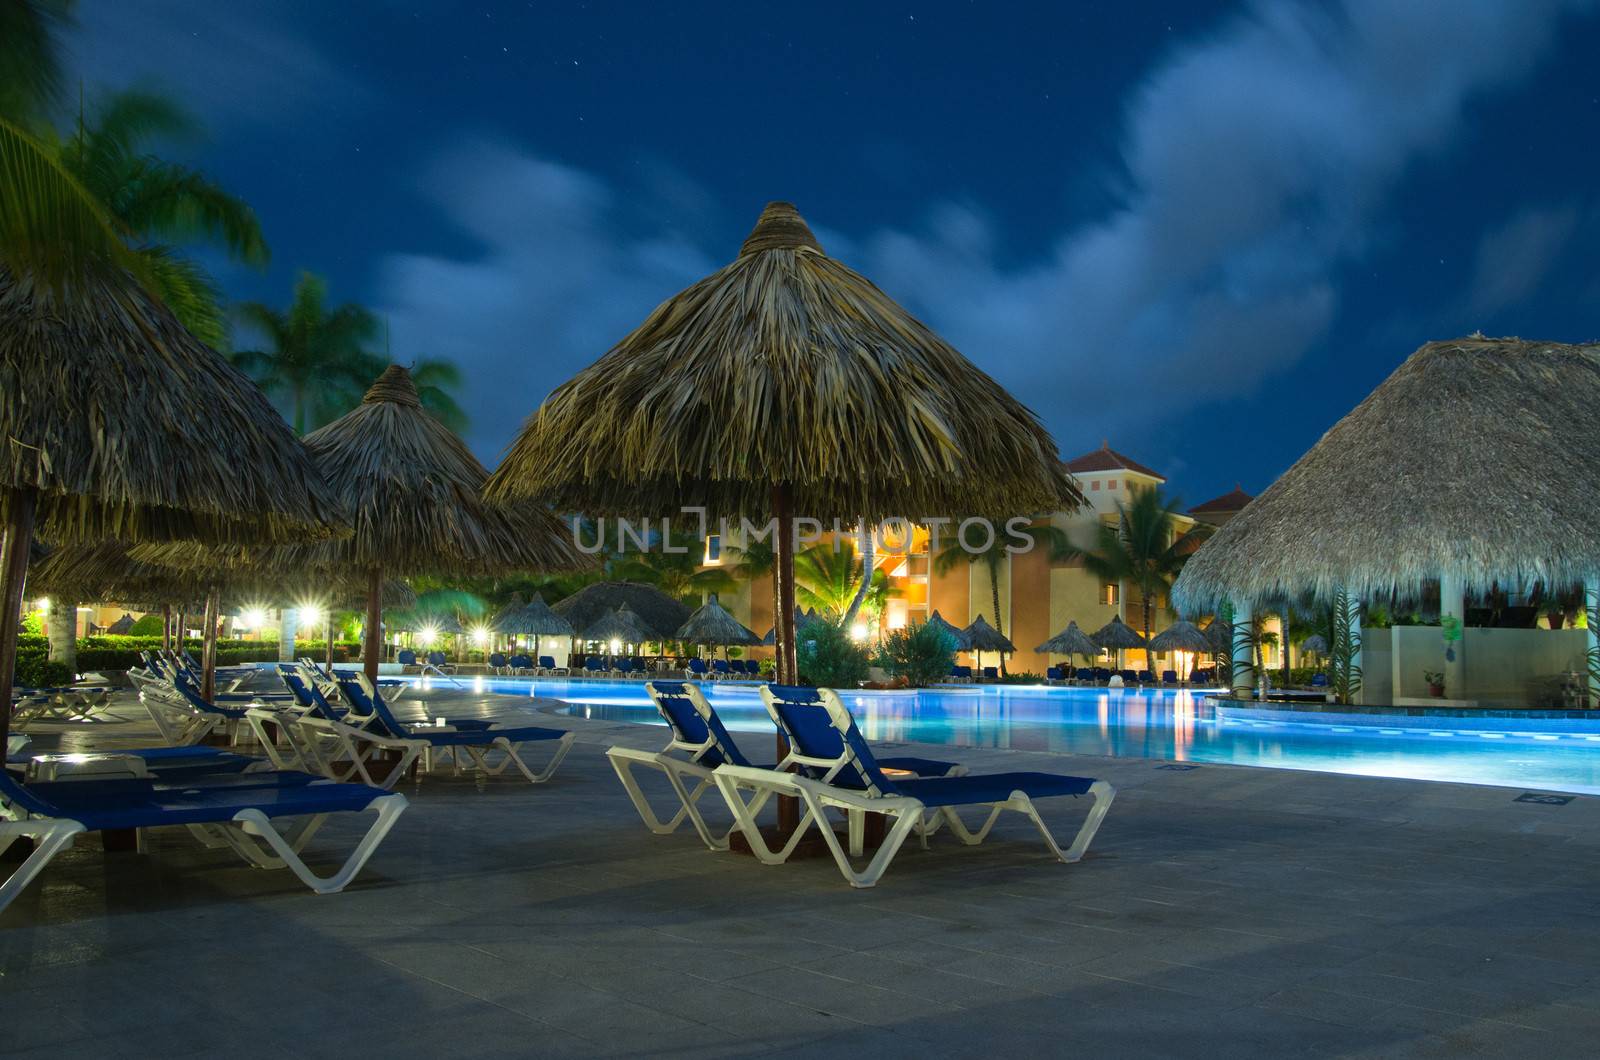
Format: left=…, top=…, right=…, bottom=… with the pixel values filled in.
left=329, top=678, right=574, bottom=787
left=947, top=664, right=972, bottom=683
left=608, top=682, right=959, bottom=852
left=614, top=657, right=640, bottom=678
left=1136, top=669, right=1155, bottom=684
left=582, top=656, right=606, bottom=676
left=711, top=685, right=1114, bottom=887
left=488, top=652, right=508, bottom=674
left=0, top=767, right=406, bottom=914
left=1161, top=670, right=1179, bottom=686
left=980, top=666, right=999, bottom=682
left=537, top=655, right=567, bottom=676
left=505, top=654, right=530, bottom=674
left=686, top=658, right=710, bottom=679
left=710, top=659, right=732, bottom=680
left=397, top=649, right=418, bottom=668
left=1310, top=672, right=1329, bottom=688
left=1046, top=665, right=1068, bottom=686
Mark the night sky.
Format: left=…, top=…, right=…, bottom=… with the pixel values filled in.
left=76, top=1, right=1600, bottom=507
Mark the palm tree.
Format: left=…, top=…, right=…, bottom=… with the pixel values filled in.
left=233, top=272, right=381, bottom=434
left=56, top=88, right=268, bottom=346
left=1, top=1, right=74, bottom=130
left=933, top=519, right=1069, bottom=676
left=609, top=528, right=736, bottom=604
left=1069, top=487, right=1210, bottom=654
left=796, top=539, right=890, bottom=620
left=409, top=357, right=468, bottom=432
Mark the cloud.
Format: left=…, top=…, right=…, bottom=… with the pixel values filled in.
left=847, top=0, right=1595, bottom=441
left=1461, top=204, right=1584, bottom=320
left=68, top=0, right=367, bottom=125
left=379, top=0, right=1593, bottom=462
left=375, top=140, right=717, bottom=458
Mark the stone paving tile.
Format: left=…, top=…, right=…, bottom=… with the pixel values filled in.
left=6, top=685, right=1600, bottom=1056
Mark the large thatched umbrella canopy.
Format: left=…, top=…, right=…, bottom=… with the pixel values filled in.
left=963, top=614, right=1015, bottom=672
left=676, top=598, right=761, bottom=648
left=553, top=581, right=690, bottom=642
left=494, top=594, right=574, bottom=659
left=483, top=202, right=1079, bottom=683
left=282, top=364, right=589, bottom=678
left=927, top=609, right=973, bottom=651
left=1147, top=620, right=1212, bottom=654
left=1035, top=620, right=1097, bottom=659
left=1174, top=338, right=1600, bottom=610
left=1092, top=615, right=1147, bottom=672
left=0, top=267, right=346, bottom=723
left=1203, top=617, right=1232, bottom=655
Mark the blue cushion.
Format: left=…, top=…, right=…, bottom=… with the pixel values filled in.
left=414, top=725, right=568, bottom=747
left=0, top=772, right=386, bottom=832
left=892, top=772, right=1095, bottom=807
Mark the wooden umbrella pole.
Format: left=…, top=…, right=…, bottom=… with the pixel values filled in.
left=161, top=604, right=172, bottom=652
left=363, top=565, right=383, bottom=682
left=201, top=584, right=220, bottom=702
left=772, top=484, right=798, bottom=685
left=0, top=488, right=38, bottom=751
left=176, top=609, right=186, bottom=657
left=325, top=610, right=336, bottom=670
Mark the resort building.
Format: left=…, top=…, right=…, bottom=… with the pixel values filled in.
left=707, top=442, right=1217, bottom=675
left=1189, top=485, right=1255, bottom=528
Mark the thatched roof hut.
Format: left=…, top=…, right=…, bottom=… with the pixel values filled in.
left=583, top=605, right=652, bottom=646
left=483, top=201, right=1079, bottom=684
left=1202, top=617, right=1232, bottom=654
left=0, top=270, right=344, bottom=546
left=105, top=613, right=135, bottom=635
left=1147, top=620, right=1212, bottom=654
left=1035, top=620, right=1097, bottom=657
left=1301, top=633, right=1329, bottom=655
left=762, top=608, right=820, bottom=645
left=675, top=599, right=761, bottom=646
left=1174, top=338, right=1600, bottom=609
left=926, top=610, right=973, bottom=650
left=553, top=581, right=690, bottom=641
left=1091, top=615, right=1147, bottom=650
left=963, top=615, right=1016, bottom=653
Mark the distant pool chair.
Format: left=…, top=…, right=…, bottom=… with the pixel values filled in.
left=614, top=657, right=640, bottom=679
left=397, top=649, right=419, bottom=672
left=710, top=659, right=732, bottom=680
left=507, top=653, right=533, bottom=674
left=980, top=666, right=999, bottom=682
left=1046, top=665, right=1068, bottom=686
left=946, top=664, right=972, bottom=683
left=488, top=652, right=509, bottom=674
left=1160, top=670, right=1179, bottom=686
left=1310, top=672, right=1329, bottom=688
left=687, top=658, right=710, bottom=679
left=538, top=655, right=567, bottom=676
left=1136, top=669, right=1155, bottom=684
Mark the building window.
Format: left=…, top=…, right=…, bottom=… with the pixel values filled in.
left=1090, top=480, right=1100, bottom=491
left=1107, top=479, right=1118, bottom=490
left=704, top=535, right=721, bottom=562
left=1101, top=583, right=1119, bottom=605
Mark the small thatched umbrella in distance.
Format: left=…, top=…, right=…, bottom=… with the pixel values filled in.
left=496, top=594, right=575, bottom=662
left=1203, top=617, right=1232, bottom=655
left=963, top=614, right=1016, bottom=674
left=927, top=610, right=973, bottom=651
left=1035, top=620, right=1098, bottom=666
left=0, top=264, right=345, bottom=727
left=483, top=202, right=1079, bottom=690
left=762, top=608, right=821, bottom=645
left=284, top=365, right=589, bottom=680
left=1091, top=615, right=1148, bottom=672
left=1300, top=633, right=1329, bottom=668
left=106, top=613, right=135, bottom=635
left=1147, top=619, right=1212, bottom=679
left=676, top=598, right=760, bottom=661
left=553, top=581, right=690, bottom=643
left=583, top=605, right=653, bottom=662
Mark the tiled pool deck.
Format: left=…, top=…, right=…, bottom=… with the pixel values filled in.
left=9, top=686, right=1600, bottom=1057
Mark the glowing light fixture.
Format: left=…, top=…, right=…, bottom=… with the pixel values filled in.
left=609, top=637, right=622, bottom=655
left=299, top=603, right=324, bottom=628
left=420, top=625, right=439, bottom=648
left=35, top=597, right=50, bottom=613
left=472, top=626, right=490, bottom=645
left=241, top=607, right=267, bottom=631
left=850, top=622, right=868, bottom=642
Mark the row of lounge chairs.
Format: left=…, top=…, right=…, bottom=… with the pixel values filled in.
left=608, top=681, right=1115, bottom=888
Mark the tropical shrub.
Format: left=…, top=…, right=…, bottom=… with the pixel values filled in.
left=796, top=619, right=870, bottom=689
left=874, top=622, right=956, bottom=687
left=16, top=657, right=72, bottom=688
left=127, top=614, right=166, bottom=636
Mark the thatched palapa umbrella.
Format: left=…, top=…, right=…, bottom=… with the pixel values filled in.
left=106, top=613, right=135, bottom=635
left=926, top=609, right=972, bottom=651
left=495, top=594, right=574, bottom=660
left=0, top=265, right=344, bottom=727
left=584, top=605, right=652, bottom=655
left=483, top=202, right=1078, bottom=691
left=963, top=614, right=1015, bottom=673
left=281, top=365, right=588, bottom=680
left=676, top=598, right=760, bottom=660
left=553, top=582, right=689, bottom=642
left=1147, top=620, right=1212, bottom=654
left=1091, top=615, right=1147, bottom=672
left=1035, top=620, right=1097, bottom=663
left=762, top=607, right=820, bottom=645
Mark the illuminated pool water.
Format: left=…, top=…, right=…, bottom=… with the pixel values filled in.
left=422, top=677, right=1600, bottom=795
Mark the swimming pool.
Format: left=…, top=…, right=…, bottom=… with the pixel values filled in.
left=420, top=677, right=1600, bottom=795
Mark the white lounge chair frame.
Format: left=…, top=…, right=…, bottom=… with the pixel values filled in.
left=606, top=684, right=745, bottom=851
left=0, top=790, right=407, bottom=913
left=713, top=687, right=1115, bottom=888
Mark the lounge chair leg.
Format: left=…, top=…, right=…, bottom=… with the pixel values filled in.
left=229, top=794, right=407, bottom=895
left=939, top=804, right=1006, bottom=846
left=1060, top=781, right=1116, bottom=863
left=0, top=820, right=87, bottom=915
left=607, top=752, right=730, bottom=849
left=712, top=772, right=818, bottom=865
left=804, top=795, right=921, bottom=889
